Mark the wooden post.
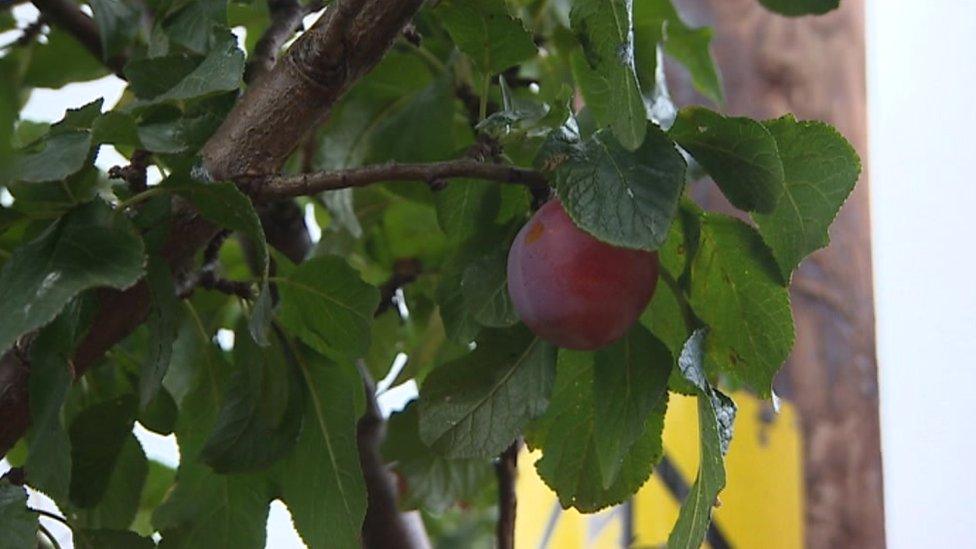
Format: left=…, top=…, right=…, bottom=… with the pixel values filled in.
left=672, top=1, right=885, bottom=547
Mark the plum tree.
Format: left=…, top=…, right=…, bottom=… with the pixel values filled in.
left=507, top=199, right=659, bottom=350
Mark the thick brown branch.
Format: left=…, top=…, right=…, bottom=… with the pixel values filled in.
left=202, top=0, right=425, bottom=179
left=495, top=441, right=520, bottom=549
left=356, top=361, right=429, bottom=549
left=245, top=0, right=322, bottom=82
left=30, top=0, right=126, bottom=76
left=253, top=160, right=548, bottom=201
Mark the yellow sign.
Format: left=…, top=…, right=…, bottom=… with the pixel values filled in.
left=516, top=392, right=804, bottom=548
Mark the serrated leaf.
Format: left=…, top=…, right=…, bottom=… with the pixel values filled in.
left=133, top=460, right=175, bottom=536
left=670, top=107, right=785, bottom=213
left=88, top=0, right=140, bottom=58
left=69, top=394, right=138, bottom=508
left=758, top=0, right=839, bottom=16
left=528, top=349, right=667, bottom=512
left=435, top=180, right=501, bottom=244
left=753, top=115, right=861, bottom=281
left=153, top=337, right=271, bottom=549
left=436, top=0, right=537, bottom=74
left=247, top=282, right=273, bottom=346
left=418, top=325, right=556, bottom=459
left=0, top=481, right=36, bottom=549
left=552, top=125, right=686, bottom=251
left=138, top=387, right=178, bottom=435
left=436, top=257, right=483, bottom=345
left=277, top=255, right=380, bottom=358
left=668, top=330, right=737, bottom=549
left=141, top=256, right=181, bottom=408
left=200, top=328, right=302, bottom=473
left=383, top=402, right=493, bottom=512
left=688, top=215, right=794, bottom=396
left=11, top=131, right=92, bottom=183
left=634, top=0, right=723, bottom=105
left=76, top=435, right=148, bottom=530
left=461, top=247, right=518, bottom=328
left=592, top=324, right=671, bottom=487
left=278, top=351, right=366, bottom=549
left=125, top=32, right=243, bottom=103
left=163, top=0, right=228, bottom=54
left=0, top=200, right=145, bottom=355
left=570, top=0, right=646, bottom=150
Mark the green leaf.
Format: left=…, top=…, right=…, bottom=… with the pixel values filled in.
left=669, top=107, right=785, bottom=213
left=164, top=0, right=228, bottom=54
left=570, top=0, right=646, bottom=150
left=11, top=131, right=92, bottom=183
left=141, top=256, right=181, bottom=408
left=200, top=329, right=303, bottom=473
left=552, top=125, right=686, bottom=251
left=461, top=247, right=518, bottom=328
left=69, top=394, right=139, bottom=508
left=125, top=32, right=243, bottom=103
left=76, top=529, right=156, bottom=549
left=435, top=0, right=537, bottom=74
left=758, top=0, right=839, bottom=16
left=164, top=177, right=268, bottom=281
left=278, top=351, right=366, bottom=549
left=753, top=115, right=861, bottom=281
left=138, top=387, right=178, bottom=435
left=247, top=282, right=274, bottom=346
left=528, top=349, right=667, bottom=512
left=76, top=435, right=149, bottom=530
left=592, top=324, right=671, bottom=487
left=92, top=111, right=141, bottom=147
left=133, top=460, right=175, bottom=536
left=435, top=181, right=501, bottom=244
left=0, top=200, right=145, bottom=355
left=88, top=0, right=140, bottom=58
left=277, top=255, right=380, bottom=359
left=418, top=325, right=557, bottom=458
left=0, top=481, right=36, bottom=549
left=436, top=256, right=483, bottom=345
left=688, top=214, right=794, bottom=396
left=153, top=337, right=271, bottom=549
left=23, top=30, right=108, bottom=88
left=383, top=403, right=493, bottom=512
left=25, top=317, right=78, bottom=502
left=668, top=330, right=737, bottom=549
left=634, top=0, right=723, bottom=105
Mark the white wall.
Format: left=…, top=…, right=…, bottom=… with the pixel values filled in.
left=867, top=1, right=976, bottom=547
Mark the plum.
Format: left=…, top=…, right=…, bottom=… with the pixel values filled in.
left=506, top=199, right=659, bottom=350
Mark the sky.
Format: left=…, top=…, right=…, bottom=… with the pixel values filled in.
left=3, top=0, right=976, bottom=547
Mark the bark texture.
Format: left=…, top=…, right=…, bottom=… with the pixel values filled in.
left=674, top=1, right=885, bottom=546
left=201, top=0, right=425, bottom=179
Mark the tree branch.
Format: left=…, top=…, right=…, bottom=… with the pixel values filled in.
left=0, top=0, right=426, bottom=458
left=356, top=361, right=430, bottom=549
left=253, top=159, right=548, bottom=201
left=495, top=440, right=520, bottom=549
left=30, top=0, right=126, bottom=76
left=245, top=0, right=322, bottom=82
left=202, top=0, right=425, bottom=179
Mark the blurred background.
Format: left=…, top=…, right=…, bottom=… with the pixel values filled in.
left=2, top=0, right=974, bottom=547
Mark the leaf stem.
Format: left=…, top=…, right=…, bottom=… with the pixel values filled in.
left=404, top=40, right=447, bottom=74
left=660, top=269, right=699, bottom=334
left=115, top=186, right=168, bottom=212
left=479, top=73, right=491, bottom=121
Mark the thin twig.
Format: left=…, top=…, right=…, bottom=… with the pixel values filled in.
left=496, top=440, right=520, bottom=549
left=375, top=258, right=422, bottom=317
left=107, top=150, right=151, bottom=194
left=252, top=159, right=548, bottom=201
